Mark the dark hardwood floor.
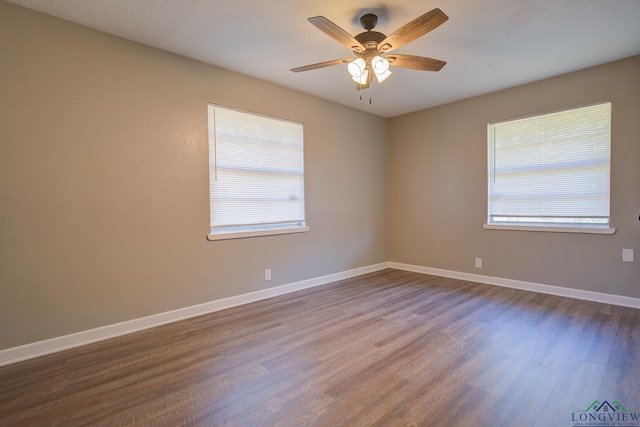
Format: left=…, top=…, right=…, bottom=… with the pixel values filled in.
left=1, top=269, right=639, bottom=426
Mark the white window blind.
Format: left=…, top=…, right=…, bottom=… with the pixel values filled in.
left=207, top=104, right=306, bottom=239
left=487, top=102, right=611, bottom=229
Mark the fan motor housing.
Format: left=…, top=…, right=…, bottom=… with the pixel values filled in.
left=355, top=31, right=386, bottom=50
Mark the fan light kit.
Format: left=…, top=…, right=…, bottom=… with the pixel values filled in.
left=291, top=8, right=449, bottom=90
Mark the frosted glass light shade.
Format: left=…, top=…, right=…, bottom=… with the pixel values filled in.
left=348, top=58, right=368, bottom=84
left=372, top=56, right=392, bottom=82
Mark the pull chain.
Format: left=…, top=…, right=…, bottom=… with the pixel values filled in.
left=358, top=93, right=373, bottom=104
left=356, top=87, right=373, bottom=105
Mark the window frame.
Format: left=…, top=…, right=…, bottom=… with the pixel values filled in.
left=484, top=102, right=615, bottom=235
left=206, top=104, right=309, bottom=241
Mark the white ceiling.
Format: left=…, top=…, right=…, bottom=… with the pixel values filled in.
left=8, top=0, right=640, bottom=118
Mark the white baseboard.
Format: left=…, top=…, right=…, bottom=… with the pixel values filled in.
left=389, top=262, right=640, bottom=310
left=0, top=262, right=389, bottom=367
left=3, top=261, right=638, bottom=367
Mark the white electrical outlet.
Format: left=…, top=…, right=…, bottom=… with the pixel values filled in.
left=264, top=269, right=272, bottom=281
left=622, top=249, right=634, bottom=263
left=475, top=258, right=482, bottom=268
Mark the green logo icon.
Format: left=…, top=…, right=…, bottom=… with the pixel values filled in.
left=577, top=400, right=633, bottom=413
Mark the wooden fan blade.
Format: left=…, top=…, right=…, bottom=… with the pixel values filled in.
left=290, top=58, right=352, bottom=73
left=378, top=8, right=448, bottom=53
left=386, top=54, right=446, bottom=71
left=308, top=16, right=366, bottom=53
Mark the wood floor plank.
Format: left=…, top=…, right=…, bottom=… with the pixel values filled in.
left=1, top=268, right=639, bottom=426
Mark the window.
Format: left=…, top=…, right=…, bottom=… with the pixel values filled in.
left=485, top=102, right=614, bottom=234
left=207, top=104, right=308, bottom=240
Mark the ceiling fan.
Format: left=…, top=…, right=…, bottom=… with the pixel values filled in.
left=290, top=8, right=449, bottom=90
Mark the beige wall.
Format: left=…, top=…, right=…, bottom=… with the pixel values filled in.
left=0, top=2, right=388, bottom=350
left=389, top=55, right=640, bottom=298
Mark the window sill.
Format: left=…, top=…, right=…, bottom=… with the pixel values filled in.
left=207, top=226, right=310, bottom=241
left=483, top=224, right=615, bottom=235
